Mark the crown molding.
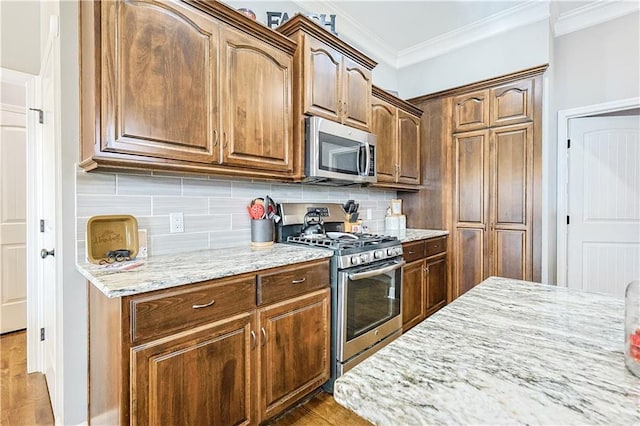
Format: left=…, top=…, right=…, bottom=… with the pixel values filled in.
left=554, top=1, right=640, bottom=37
left=290, top=0, right=399, bottom=67
left=397, top=1, right=550, bottom=68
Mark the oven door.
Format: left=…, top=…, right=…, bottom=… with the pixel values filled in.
left=336, top=259, right=404, bottom=362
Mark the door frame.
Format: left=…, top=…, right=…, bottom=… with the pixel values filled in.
left=0, top=67, right=40, bottom=371
left=556, top=96, right=640, bottom=286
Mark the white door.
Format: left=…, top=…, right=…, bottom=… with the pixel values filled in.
left=567, top=116, right=640, bottom=296
left=40, top=40, right=59, bottom=413
left=0, top=101, right=28, bottom=333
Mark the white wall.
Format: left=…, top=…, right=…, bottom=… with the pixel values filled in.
left=397, top=19, right=550, bottom=98
left=554, top=12, right=640, bottom=111
left=0, top=0, right=40, bottom=74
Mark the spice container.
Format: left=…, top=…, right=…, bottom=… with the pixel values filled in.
left=625, top=280, right=640, bottom=377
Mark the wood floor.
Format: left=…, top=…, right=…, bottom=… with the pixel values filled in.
left=0, top=330, right=54, bottom=425
left=1, top=330, right=369, bottom=426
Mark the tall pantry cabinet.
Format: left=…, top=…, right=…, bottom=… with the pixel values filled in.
left=400, top=66, right=546, bottom=300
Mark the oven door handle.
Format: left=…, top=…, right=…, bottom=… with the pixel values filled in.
left=348, top=260, right=406, bottom=281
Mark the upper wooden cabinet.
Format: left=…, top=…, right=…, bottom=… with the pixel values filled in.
left=489, top=79, right=534, bottom=127
left=371, top=86, right=422, bottom=188
left=80, top=0, right=297, bottom=179
left=453, top=89, right=489, bottom=132
left=278, top=15, right=376, bottom=132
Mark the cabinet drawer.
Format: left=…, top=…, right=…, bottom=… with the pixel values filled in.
left=257, top=260, right=330, bottom=305
left=129, top=276, right=256, bottom=343
left=425, top=236, right=447, bottom=257
left=403, top=241, right=426, bottom=263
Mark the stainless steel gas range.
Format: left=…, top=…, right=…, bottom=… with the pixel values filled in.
left=276, top=203, right=404, bottom=391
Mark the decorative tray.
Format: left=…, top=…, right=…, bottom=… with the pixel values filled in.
left=86, top=215, right=139, bottom=264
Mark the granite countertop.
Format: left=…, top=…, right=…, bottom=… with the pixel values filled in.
left=77, top=244, right=333, bottom=298
left=398, top=228, right=449, bottom=243
left=334, top=276, right=640, bottom=425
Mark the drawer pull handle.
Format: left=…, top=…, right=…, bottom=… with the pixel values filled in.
left=292, top=277, right=306, bottom=284
left=261, top=327, right=267, bottom=346
left=192, top=300, right=215, bottom=309
left=408, top=250, right=415, bottom=254
left=433, top=245, right=439, bottom=248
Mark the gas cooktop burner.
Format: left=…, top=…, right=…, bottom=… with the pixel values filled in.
left=287, top=232, right=398, bottom=251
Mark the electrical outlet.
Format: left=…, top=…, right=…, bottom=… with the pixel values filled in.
left=366, top=209, right=372, bottom=220
left=170, top=212, right=184, bottom=233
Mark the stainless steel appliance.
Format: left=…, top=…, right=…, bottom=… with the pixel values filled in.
left=277, top=203, right=403, bottom=391
left=304, top=117, right=377, bottom=185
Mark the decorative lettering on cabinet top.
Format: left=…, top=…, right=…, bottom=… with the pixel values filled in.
left=267, top=12, right=338, bottom=35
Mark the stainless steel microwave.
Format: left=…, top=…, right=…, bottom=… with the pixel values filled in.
left=304, top=117, right=377, bottom=185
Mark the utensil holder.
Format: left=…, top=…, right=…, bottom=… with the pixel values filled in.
left=251, top=219, right=274, bottom=247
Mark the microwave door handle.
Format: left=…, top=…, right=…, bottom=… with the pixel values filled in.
left=356, top=144, right=363, bottom=176
left=364, top=142, right=371, bottom=176
left=348, top=260, right=406, bottom=281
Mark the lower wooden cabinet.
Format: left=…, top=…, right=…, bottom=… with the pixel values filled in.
left=401, top=236, right=448, bottom=332
left=131, top=313, right=256, bottom=426
left=88, top=259, right=330, bottom=425
left=259, top=290, right=330, bottom=420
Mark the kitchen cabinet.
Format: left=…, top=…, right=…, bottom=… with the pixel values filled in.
left=88, top=258, right=330, bottom=425
left=454, top=122, right=534, bottom=296
left=79, top=0, right=296, bottom=179
left=371, top=86, right=422, bottom=188
left=453, top=89, right=489, bottom=132
left=400, top=66, right=545, bottom=302
left=401, top=237, right=447, bottom=332
left=277, top=14, right=377, bottom=179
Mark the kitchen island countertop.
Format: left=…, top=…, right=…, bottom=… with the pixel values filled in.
left=334, top=276, right=640, bottom=425
left=398, top=228, right=449, bottom=243
left=77, top=244, right=333, bottom=298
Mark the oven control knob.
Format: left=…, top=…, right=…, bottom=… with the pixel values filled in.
left=359, top=254, right=369, bottom=263
left=350, top=256, right=360, bottom=265
left=374, top=250, right=384, bottom=259
left=386, top=248, right=394, bottom=256
left=394, top=247, right=403, bottom=256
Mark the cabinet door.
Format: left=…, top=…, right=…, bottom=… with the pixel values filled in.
left=490, top=124, right=533, bottom=281
left=454, top=130, right=490, bottom=297
left=397, top=111, right=421, bottom=185
left=371, top=98, right=397, bottom=183
left=425, top=253, right=447, bottom=316
left=304, top=38, right=342, bottom=121
left=341, top=57, right=372, bottom=130
left=131, top=313, right=256, bottom=426
left=401, top=259, right=424, bottom=332
left=220, top=26, right=294, bottom=173
left=101, top=0, right=219, bottom=163
left=489, top=79, right=533, bottom=127
left=259, top=289, right=330, bottom=421
left=453, top=90, right=489, bottom=132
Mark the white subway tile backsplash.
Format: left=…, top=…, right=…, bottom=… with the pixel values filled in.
left=76, top=170, right=396, bottom=257
left=150, top=232, right=209, bottom=256
left=183, top=178, right=232, bottom=197
left=77, top=171, right=116, bottom=194
left=117, top=175, right=181, bottom=196
left=185, top=214, right=232, bottom=233
left=209, top=229, right=250, bottom=249
left=231, top=181, right=271, bottom=198
left=153, top=197, right=208, bottom=215
left=77, top=195, right=152, bottom=217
